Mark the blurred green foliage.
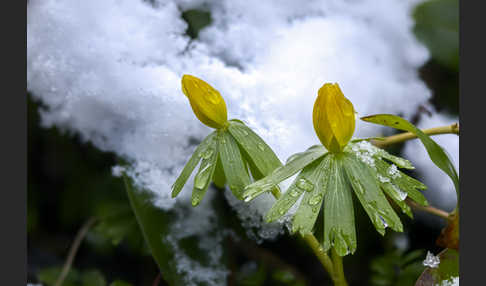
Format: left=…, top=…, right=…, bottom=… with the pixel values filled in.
left=414, top=0, right=459, bottom=115
left=413, top=0, right=459, bottom=72
left=369, top=249, right=425, bottom=286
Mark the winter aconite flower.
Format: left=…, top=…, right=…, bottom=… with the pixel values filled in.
left=243, top=83, right=428, bottom=256
left=172, top=75, right=282, bottom=206
left=313, top=83, right=355, bottom=153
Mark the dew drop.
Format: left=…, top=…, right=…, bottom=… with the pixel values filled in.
left=201, top=148, right=214, bottom=159
left=191, top=197, right=199, bottom=206
left=278, top=207, right=286, bottom=215
left=393, top=185, right=408, bottom=201
left=296, top=178, right=314, bottom=192
left=242, top=130, right=249, bottom=136
left=308, top=194, right=322, bottom=206
left=379, top=215, right=388, bottom=228
left=289, top=189, right=300, bottom=197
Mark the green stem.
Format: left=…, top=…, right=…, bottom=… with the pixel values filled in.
left=331, top=248, right=348, bottom=286
left=302, top=234, right=335, bottom=277
left=269, top=188, right=338, bottom=283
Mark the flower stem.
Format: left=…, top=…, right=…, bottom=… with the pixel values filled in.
left=406, top=199, right=451, bottom=220
left=331, top=247, right=348, bottom=286
left=269, top=189, right=338, bottom=282
left=372, top=123, right=459, bottom=148
left=302, top=234, right=335, bottom=277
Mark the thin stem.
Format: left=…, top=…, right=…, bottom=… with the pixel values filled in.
left=269, top=189, right=336, bottom=281
left=54, top=217, right=98, bottom=286
left=302, top=234, right=335, bottom=278
left=406, top=199, right=451, bottom=220
left=372, top=123, right=459, bottom=148
left=331, top=248, right=348, bottom=286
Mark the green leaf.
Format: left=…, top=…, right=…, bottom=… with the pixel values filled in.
left=380, top=182, right=413, bottom=218
left=349, top=140, right=414, bottom=169
left=323, top=155, right=357, bottom=256
left=110, top=281, right=133, bottom=286
left=81, top=270, right=106, bottom=286
left=171, top=131, right=218, bottom=198
left=37, top=268, right=107, bottom=286
left=94, top=206, right=139, bottom=246
left=416, top=248, right=459, bottom=285
left=191, top=133, right=219, bottom=206
left=218, top=131, right=251, bottom=199
left=343, top=153, right=403, bottom=235
left=361, top=114, right=459, bottom=200
left=292, top=155, right=331, bottom=234
left=124, top=175, right=229, bottom=286
left=124, top=175, right=184, bottom=286
left=265, top=158, right=325, bottom=223
left=413, top=0, right=459, bottom=71
left=227, top=120, right=282, bottom=177
left=375, top=149, right=414, bottom=170
left=243, top=145, right=327, bottom=201
left=369, top=249, right=426, bottom=286
left=374, top=159, right=428, bottom=207
left=212, top=155, right=226, bottom=188
left=38, top=267, right=80, bottom=286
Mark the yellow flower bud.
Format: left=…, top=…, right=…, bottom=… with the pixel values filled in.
left=313, top=83, right=356, bottom=153
left=181, top=75, right=228, bottom=129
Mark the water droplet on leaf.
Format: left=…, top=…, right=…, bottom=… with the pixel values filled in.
left=289, top=189, right=299, bottom=197
left=296, top=178, right=314, bottom=192
left=201, top=148, right=213, bottom=159
left=308, top=194, right=322, bottom=206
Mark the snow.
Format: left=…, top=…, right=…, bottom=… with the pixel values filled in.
left=438, top=276, right=459, bottom=286
left=423, top=250, right=441, bottom=268
left=27, top=0, right=440, bottom=284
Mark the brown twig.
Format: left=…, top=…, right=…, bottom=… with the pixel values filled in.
left=54, top=217, right=98, bottom=286
left=371, top=123, right=459, bottom=148
left=405, top=199, right=451, bottom=220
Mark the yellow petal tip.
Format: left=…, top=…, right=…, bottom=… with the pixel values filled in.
left=181, top=74, right=228, bottom=129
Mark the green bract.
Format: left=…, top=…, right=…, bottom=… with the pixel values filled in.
left=171, top=119, right=282, bottom=206
left=243, top=140, right=427, bottom=256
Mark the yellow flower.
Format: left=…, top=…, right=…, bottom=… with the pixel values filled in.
left=181, top=75, right=228, bottom=129
left=313, top=83, right=355, bottom=153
